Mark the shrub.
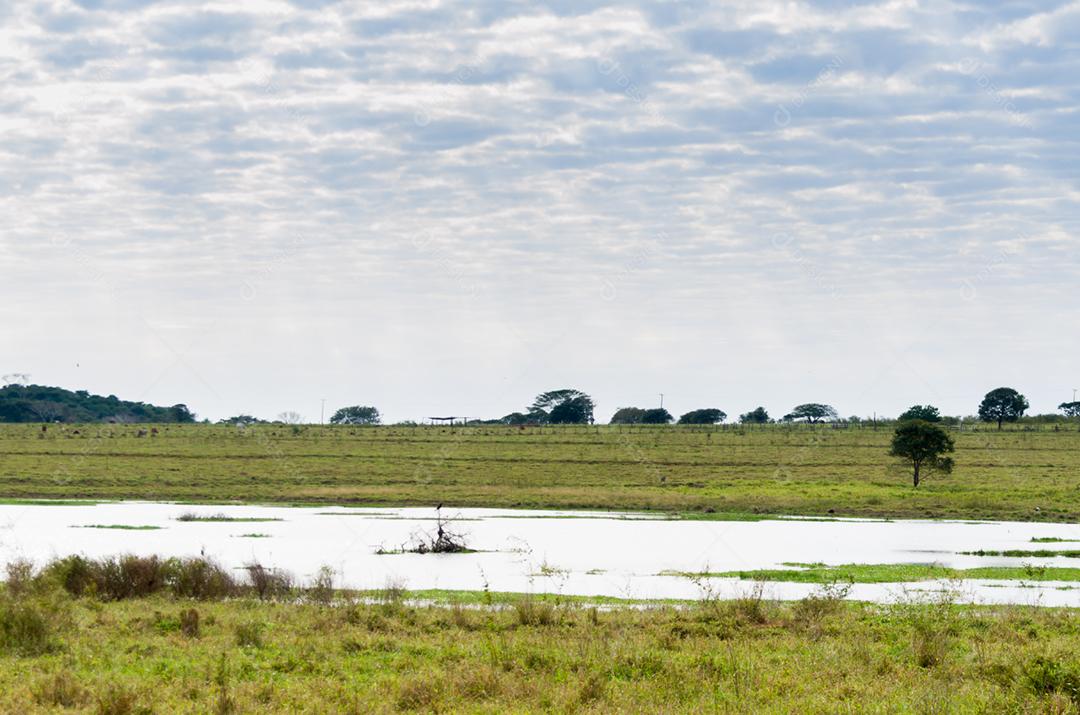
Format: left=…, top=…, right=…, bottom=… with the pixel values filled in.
left=95, top=683, right=143, bottom=715
left=33, top=671, right=89, bottom=708
left=170, top=557, right=238, bottom=600
left=45, top=555, right=97, bottom=597
left=180, top=608, right=200, bottom=638
left=306, top=566, right=334, bottom=606
left=234, top=621, right=264, bottom=649
left=0, top=597, right=56, bottom=656
left=244, top=562, right=293, bottom=601
left=1024, top=656, right=1080, bottom=703
left=96, top=556, right=170, bottom=600
left=5, top=558, right=35, bottom=597
left=513, top=597, right=556, bottom=627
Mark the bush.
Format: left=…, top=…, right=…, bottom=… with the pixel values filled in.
left=5, top=558, right=35, bottom=597
left=234, top=621, right=264, bottom=649
left=0, top=597, right=56, bottom=656
left=1024, top=656, right=1080, bottom=703
left=96, top=555, right=170, bottom=600
left=244, top=562, right=293, bottom=601
left=33, top=671, right=90, bottom=708
left=180, top=608, right=200, bottom=638
left=513, top=597, right=556, bottom=626
left=170, top=557, right=238, bottom=600
left=306, top=566, right=334, bottom=606
left=45, top=555, right=97, bottom=597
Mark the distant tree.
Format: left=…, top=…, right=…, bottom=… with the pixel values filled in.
left=499, top=412, right=530, bottom=425
left=610, top=407, right=646, bottom=424
left=529, top=389, right=594, bottom=424
left=678, top=408, right=726, bottom=425
left=898, top=405, right=941, bottom=423
left=170, top=404, right=196, bottom=423
left=783, top=403, right=839, bottom=423
left=276, top=411, right=304, bottom=424
left=889, top=420, right=955, bottom=488
left=641, top=408, right=674, bottom=424
left=846, top=415, right=862, bottom=424
left=218, top=415, right=266, bottom=426
left=739, top=407, right=771, bottom=424
left=1059, top=402, right=1080, bottom=419
left=978, top=388, right=1028, bottom=430
left=330, top=405, right=381, bottom=425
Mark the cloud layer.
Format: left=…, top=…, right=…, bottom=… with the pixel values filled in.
left=2, top=0, right=1077, bottom=421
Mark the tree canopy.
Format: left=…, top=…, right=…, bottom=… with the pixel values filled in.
left=0, top=384, right=195, bottom=424
left=678, top=408, right=726, bottom=424
left=529, top=389, right=594, bottom=424
left=898, top=405, right=941, bottom=422
left=739, top=407, right=771, bottom=424
left=1059, top=402, right=1080, bottom=418
left=330, top=405, right=381, bottom=425
left=783, top=403, right=839, bottom=423
left=641, top=408, right=674, bottom=424
left=978, top=387, right=1028, bottom=429
left=889, top=420, right=955, bottom=487
left=609, top=407, right=646, bottom=424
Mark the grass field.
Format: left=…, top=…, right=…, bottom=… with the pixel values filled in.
left=1, top=422, right=1079, bottom=521
left=5, top=566, right=1080, bottom=713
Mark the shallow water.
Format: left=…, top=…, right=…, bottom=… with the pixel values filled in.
left=1, top=502, right=1079, bottom=606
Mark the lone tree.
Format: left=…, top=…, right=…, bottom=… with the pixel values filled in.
left=978, top=387, right=1028, bottom=430
left=739, top=407, right=770, bottom=424
left=784, top=403, right=839, bottom=423
left=1059, top=402, right=1080, bottom=419
left=678, top=408, right=726, bottom=424
left=529, top=389, right=594, bottom=424
left=330, top=405, right=381, bottom=425
left=641, top=408, right=674, bottom=424
left=609, top=407, right=646, bottom=424
left=890, top=420, right=955, bottom=488
left=898, top=405, right=941, bottom=422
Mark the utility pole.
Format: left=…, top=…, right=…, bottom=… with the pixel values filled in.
left=320, top=399, right=326, bottom=425
left=659, top=393, right=664, bottom=409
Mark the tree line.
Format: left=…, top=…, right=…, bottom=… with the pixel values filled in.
left=0, top=385, right=195, bottom=424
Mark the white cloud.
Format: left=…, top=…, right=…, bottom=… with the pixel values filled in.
left=0, top=0, right=1077, bottom=421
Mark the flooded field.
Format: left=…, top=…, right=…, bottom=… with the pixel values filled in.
left=2, top=502, right=1079, bottom=605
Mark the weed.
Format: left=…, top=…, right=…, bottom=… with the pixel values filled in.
left=307, top=565, right=335, bottom=606
left=513, top=596, right=556, bottom=626
left=0, top=597, right=57, bottom=656
left=180, top=608, right=200, bottom=638
left=33, top=671, right=90, bottom=708
left=235, top=621, right=264, bottom=649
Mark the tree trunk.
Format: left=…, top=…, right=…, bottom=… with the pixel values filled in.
left=913, top=462, right=920, bottom=488
left=998, top=417, right=1003, bottom=430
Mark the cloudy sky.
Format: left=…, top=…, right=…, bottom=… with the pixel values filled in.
left=1, top=0, right=1077, bottom=423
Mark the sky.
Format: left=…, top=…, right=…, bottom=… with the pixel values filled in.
left=1, top=0, right=1078, bottom=423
